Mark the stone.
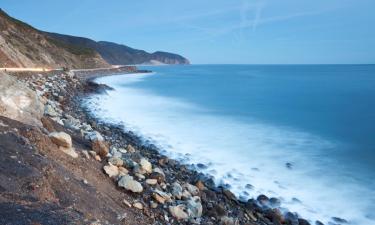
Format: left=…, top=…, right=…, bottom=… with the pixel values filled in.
left=44, top=105, right=59, bottom=117
left=118, top=167, right=129, bottom=176
left=140, top=158, right=152, bottom=174
left=127, top=144, right=136, bottom=153
left=186, top=196, right=203, bottom=218
left=89, top=151, right=96, bottom=158
left=109, top=146, right=122, bottom=158
left=196, top=181, right=205, bottom=191
left=152, top=190, right=172, bottom=204
left=257, top=194, right=269, bottom=206
left=169, top=205, right=189, bottom=220
left=92, top=139, right=109, bottom=157
left=223, top=189, right=237, bottom=202
left=118, top=175, right=143, bottom=193
left=49, top=132, right=72, bottom=148
left=86, top=131, right=104, bottom=142
left=49, top=132, right=78, bottom=158
left=108, top=157, right=123, bottom=166
left=150, top=201, right=158, bottom=209
left=171, top=182, right=183, bottom=199
left=133, top=202, right=143, bottom=210
left=220, top=216, right=239, bottom=225
left=95, top=155, right=101, bottom=161
left=149, top=172, right=165, bottom=183
left=63, top=116, right=81, bottom=131
left=103, top=163, right=119, bottom=178
left=153, top=167, right=165, bottom=177
left=183, top=183, right=200, bottom=196
left=181, top=190, right=192, bottom=200
left=82, top=150, right=90, bottom=159
left=146, top=179, right=158, bottom=185
left=135, top=173, right=145, bottom=180
left=123, top=199, right=132, bottom=208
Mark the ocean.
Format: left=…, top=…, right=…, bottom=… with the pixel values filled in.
left=84, top=64, right=375, bottom=225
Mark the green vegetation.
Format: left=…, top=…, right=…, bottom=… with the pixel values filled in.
left=47, top=36, right=96, bottom=56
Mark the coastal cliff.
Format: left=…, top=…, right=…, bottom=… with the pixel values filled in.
left=0, top=9, right=109, bottom=69
left=45, top=33, right=190, bottom=65
left=0, top=9, right=189, bottom=69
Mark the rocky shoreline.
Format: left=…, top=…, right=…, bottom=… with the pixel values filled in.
left=0, top=69, right=320, bottom=225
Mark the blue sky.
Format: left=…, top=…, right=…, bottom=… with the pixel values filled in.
left=1, top=0, right=374, bottom=64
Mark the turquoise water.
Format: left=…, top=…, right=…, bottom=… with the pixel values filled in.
left=86, top=65, right=375, bottom=225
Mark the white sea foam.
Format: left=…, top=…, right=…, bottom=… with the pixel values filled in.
left=85, top=73, right=375, bottom=225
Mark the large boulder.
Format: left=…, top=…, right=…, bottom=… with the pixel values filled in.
left=140, top=158, right=152, bottom=174
left=0, top=72, right=44, bottom=126
left=92, top=139, right=109, bottom=157
left=118, top=175, right=143, bottom=193
left=48, top=132, right=78, bottom=158
left=49, top=132, right=72, bottom=148
left=169, top=205, right=189, bottom=220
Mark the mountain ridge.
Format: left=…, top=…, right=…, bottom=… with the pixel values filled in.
left=0, top=9, right=189, bottom=68
left=45, top=32, right=190, bottom=65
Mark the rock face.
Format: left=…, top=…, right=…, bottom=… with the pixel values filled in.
left=118, top=175, right=143, bottom=193
left=0, top=72, right=44, bottom=126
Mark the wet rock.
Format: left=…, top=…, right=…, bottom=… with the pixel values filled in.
left=298, top=218, right=311, bottom=225
left=257, top=194, right=270, bottom=206
left=108, top=157, right=123, bottom=166
left=149, top=172, right=165, bottom=183
left=118, top=175, right=143, bottom=193
left=86, top=131, right=104, bottom=142
left=269, top=197, right=281, bottom=208
left=183, top=183, right=200, bottom=196
left=152, top=189, right=171, bottom=204
left=92, top=139, right=109, bottom=157
left=186, top=196, right=203, bottom=218
left=332, top=217, right=347, bottom=224
left=195, top=180, right=205, bottom=191
left=220, top=216, right=239, bottom=225
left=103, top=163, right=119, bottom=178
left=285, top=212, right=299, bottom=225
left=181, top=190, right=192, bottom=200
left=171, top=182, right=183, bottom=199
left=49, top=132, right=72, bottom=148
left=127, top=144, right=136, bottom=153
left=153, top=167, right=165, bottom=177
left=286, top=162, right=293, bottom=169
left=140, top=158, right=152, bottom=174
left=223, top=189, right=237, bottom=202
left=123, top=158, right=137, bottom=169
left=169, top=205, right=189, bottom=220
